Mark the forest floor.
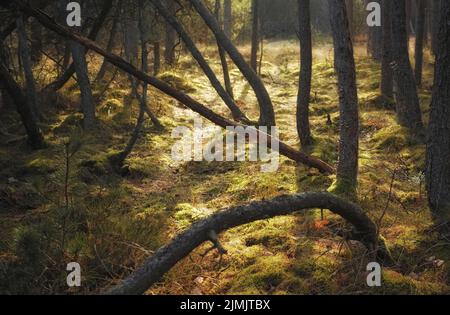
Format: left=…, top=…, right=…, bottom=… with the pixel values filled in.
left=0, top=39, right=449, bottom=295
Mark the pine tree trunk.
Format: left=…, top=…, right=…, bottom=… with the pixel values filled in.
left=150, top=0, right=247, bottom=121
left=250, top=0, right=259, bottom=72
left=153, top=41, right=161, bottom=75
left=215, top=0, right=234, bottom=100
left=96, top=3, right=122, bottom=82
left=223, top=0, right=233, bottom=39
left=381, top=0, right=393, bottom=99
left=70, top=40, right=96, bottom=129
left=328, top=0, right=360, bottom=196
left=415, top=0, right=426, bottom=86
left=297, top=0, right=313, bottom=147
left=16, top=14, right=39, bottom=120
left=430, top=0, right=440, bottom=55
left=164, top=0, right=177, bottom=65
left=391, top=0, right=424, bottom=133
left=426, top=0, right=450, bottom=224
left=345, top=0, right=353, bottom=39
left=0, top=62, right=44, bottom=149
left=190, top=0, right=275, bottom=127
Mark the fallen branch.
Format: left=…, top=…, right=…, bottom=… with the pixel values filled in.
left=5, top=0, right=334, bottom=174
left=106, top=192, right=382, bottom=295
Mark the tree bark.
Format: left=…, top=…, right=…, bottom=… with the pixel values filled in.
left=96, top=2, right=122, bottom=82
left=368, top=0, right=382, bottom=60
left=414, top=0, right=426, bottom=86
left=430, top=0, right=440, bottom=55
left=223, top=0, right=232, bottom=39
left=16, top=14, right=39, bottom=120
left=0, top=62, right=44, bottom=149
left=12, top=0, right=334, bottom=174
left=149, top=0, right=247, bottom=122
left=391, top=0, right=424, bottom=133
left=250, top=0, right=260, bottom=72
left=153, top=41, right=161, bottom=75
left=107, top=192, right=380, bottom=295
left=328, top=0, right=360, bottom=196
left=345, top=0, right=353, bottom=39
left=189, top=0, right=275, bottom=127
left=297, top=0, right=313, bottom=148
left=426, top=0, right=450, bottom=224
left=44, top=0, right=113, bottom=92
left=380, top=0, right=393, bottom=100
left=215, top=0, right=234, bottom=100
left=164, top=0, right=177, bottom=65
left=70, top=39, right=96, bottom=129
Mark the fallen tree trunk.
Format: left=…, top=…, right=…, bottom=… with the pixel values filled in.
left=6, top=0, right=334, bottom=174
left=106, top=192, right=380, bottom=295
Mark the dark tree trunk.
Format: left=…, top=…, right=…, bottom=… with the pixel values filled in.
left=16, top=14, right=39, bottom=120
left=215, top=0, right=234, bottom=100
left=297, top=0, right=313, bottom=147
left=70, top=40, right=96, bottom=129
left=96, top=2, right=122, bottom=82
left=223, top=0, right=232, bottom=39
left=391, top=0, right=424, bottom=133
left=366, top=0, right=382, bottom=60
left=15, top=1, right=335, bottom=174
left=190, top=0, right=275, bottom=127
left=415, top=0, right=426, bottom=86
left=430, top=0, right=440, bottom=55
left=426, top=0, right=450, bottom=224
left=250, top=0, right=260, bottom=72
left=153, top=41, right=161, bottom=75
left=381, top=0, right=393, bottom=99
left=164, top=0, right=177, bottom=65
left=328, top=0, right=360, bottom=196
left=150, top=0, right=247, bottom=122
left=346, top=0, right=353, bottom=39
left=0, top=62, right=44, bottom=149
left=45, top=0, right=113, bottom=91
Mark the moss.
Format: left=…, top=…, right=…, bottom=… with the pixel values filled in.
left=157, top=71, right=196, bottom=93
left=372, top=125, right=416, bottom=151
left=379, top=270, right=448, bottom=295
left=25, top=157, right=57, bottom=175
left=99, top=98, right=123, bottom=116
left=328, top=178, right=357, bottom=200
left=173, top=203, right=212, bottom=229
left=53, top=113, right=84, bottom=135
left=229, top=254, right=289, bottom=293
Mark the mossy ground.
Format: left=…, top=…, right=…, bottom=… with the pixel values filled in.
left=1, top=39, right=449, bottom=295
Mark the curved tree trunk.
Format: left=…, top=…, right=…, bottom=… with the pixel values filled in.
left=391, top=0, right=424, bottom=133
left=214, top=0, right=234, bottom=100
left=414, top=0, right=426, bottom=86
left=189, top=0, right=276, bottom=127
left=149, top=0, right=248, bottom=122
left=16, top=14, right=39, bottom=120
left=70, top=40, right=96, bottom=129
left=96, top=2, right=122, bottom=82
left=164, top=0, right=177, bottom=65
left=328, top=0, right=360, bottom=197
left=13, top=1, right=334, bottom=174
left=426, top=0, right=450, bottom=224
left=107, top=192, right=381, bottom=295
left=297, top=0, right=313, bottom=148
left=0, top=62, right=44, bottom=149
left=44, top=0, right=113, bottom=92
left=380, top=0, right=393, bottom=100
